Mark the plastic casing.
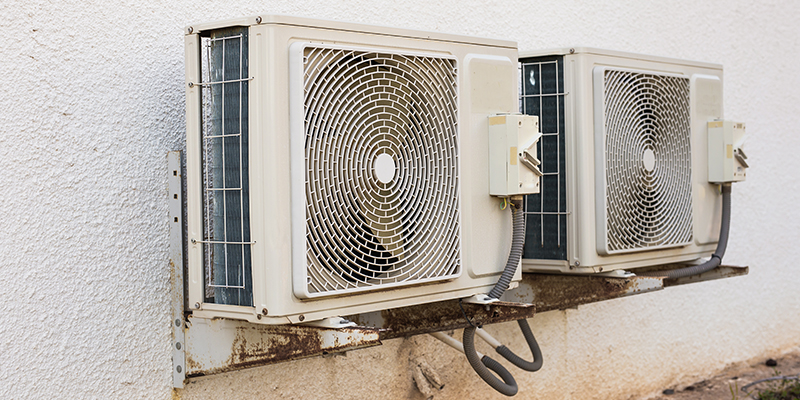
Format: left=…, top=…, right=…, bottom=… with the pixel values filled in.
left=518, top=47, right=725, bottom=274
left=185, top=15, right=521, bottom=324
left=708, top=120, right=747, bottom=183
left=488, top=114, right=542, bottom=196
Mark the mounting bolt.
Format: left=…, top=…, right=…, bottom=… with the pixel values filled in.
left=262, top=308, right=268, bottom=315
left=174, top=318, right=181, bottom=327
left=176, top=365, right=182, bottom=373
left=257, top=314, right=262, bottom=320
left=187, top=26, right=193, bottom=34
left=175, top=342, right=182, bottom=350
left=255, top=16, right=262, bottom=24
left=574, top=260, right=581, bottom=267
left=194, top=302, right=200, bottom=309
left=569, top=48, right=575, bottom=54
left=298, top=314, right=305, bottom=322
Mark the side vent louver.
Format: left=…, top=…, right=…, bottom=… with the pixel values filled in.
left=299, top=45, right=462, bottom=297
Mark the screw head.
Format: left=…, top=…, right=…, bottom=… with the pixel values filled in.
left=194, top=302, right=200, bottom=309
left=262, top=308, right=268, bottom=315
left=298, top=314, right=305, bottom=322
left=176, top=365, right=182, bottom=373
left=569, top=48, right=575, bottom=54
left=255, top=16, right=262, bottom=24
left=187, top=26, right=193, bottom=34
left=257, top=314, right=262, bottom=320
left=174, top=318, right=181, bottom=327
left=175, top=342, right=182, bottom=350
left=574, top=260, right=581, bottom=267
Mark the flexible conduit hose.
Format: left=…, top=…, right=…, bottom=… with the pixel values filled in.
left=461, top=200, right=543, bottom=395
left=487, top=200, right=526, bottom=299
left=463, top=325, right=518, bottom=396
left=496, top=319, right=543, bottom=372
left=639, top=183, right=732, bottom=280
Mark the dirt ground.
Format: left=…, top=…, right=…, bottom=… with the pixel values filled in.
left=646, top=351, right=800, bottom=400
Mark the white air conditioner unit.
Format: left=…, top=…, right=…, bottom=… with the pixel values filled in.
left=184, top=15, right=523, bottom=324
left=518, top=48, right=725, bottom=273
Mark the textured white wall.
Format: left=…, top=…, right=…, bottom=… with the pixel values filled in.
left=1, top=0, right=798, bottom=399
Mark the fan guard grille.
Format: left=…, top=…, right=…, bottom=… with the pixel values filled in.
left=601, top=69, right=693, bottom=253
left=302, top=46, right=461, bottom=296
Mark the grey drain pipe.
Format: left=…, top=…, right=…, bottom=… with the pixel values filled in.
left=461, top=198, right=543, bottom=396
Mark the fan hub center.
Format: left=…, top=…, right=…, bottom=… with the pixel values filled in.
left=643, top=148, right=656, bottom=172
left=373, top=153, right=397, bottom=184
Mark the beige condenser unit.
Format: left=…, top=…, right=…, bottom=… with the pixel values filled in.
left=518, top=47, right=734, bottom=274
left=184, top=15, right=527, bottom=324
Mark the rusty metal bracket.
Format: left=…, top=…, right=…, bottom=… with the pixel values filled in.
left=347, top=300, right=536, bottom=340
left=179, top=265, right=747, bottom=381
left=172, top=146, right=748, bottom=383
left=502, top=272, right=665, bottom=313
left=662, top=265, right=749, bottom=287
left=184, top=317, right=383, bottom=378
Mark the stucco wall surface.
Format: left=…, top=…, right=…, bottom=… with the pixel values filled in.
left=0, top=0, right=798, bottom=399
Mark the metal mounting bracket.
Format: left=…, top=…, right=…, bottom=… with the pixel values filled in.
left=300, top=317, right=357, bottom=328
left=171, top=147, right=749, bottom=383
left=168, top=151, right=186, bottom=388
left=462, top=294, right=502, bottom=305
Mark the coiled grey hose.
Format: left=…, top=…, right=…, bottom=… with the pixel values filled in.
left=496, top=319, right=543, bottom=372
left=639, top=183, right=732, bottom=279
left=463, top=325, right=518, bottom=396
left=461, top=199, right=543, bottom=395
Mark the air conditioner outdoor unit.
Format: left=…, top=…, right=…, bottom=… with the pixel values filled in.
left=518, top=47, right=726, bottom=274
left=184, top=15, right=524, bottom=324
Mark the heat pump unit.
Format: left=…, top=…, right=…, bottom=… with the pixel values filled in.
left=518, top=48, right=725, bottom=273
left=184, top=15, right=522, bottom=324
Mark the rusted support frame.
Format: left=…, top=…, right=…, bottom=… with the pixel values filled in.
left=503, top=273, right=665, bottom=313
left=662, top=265, right=748, bottom=287
left=181, top=265, right=747, bottom=380
left=347, top=300, right=536, bottom=341
left=184, top=317, right=383, bottom=378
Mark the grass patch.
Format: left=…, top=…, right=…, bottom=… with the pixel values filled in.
left=755, top=378, right=800, bottom=400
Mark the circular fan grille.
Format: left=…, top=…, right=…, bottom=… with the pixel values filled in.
left=602, top=69, right=693, bottom=252
left=303, top=46, right=461, bottom=295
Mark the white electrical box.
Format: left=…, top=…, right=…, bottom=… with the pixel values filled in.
left=489, top=114, right=542, bottom=197
left=708, top=120, right=747, bottom=183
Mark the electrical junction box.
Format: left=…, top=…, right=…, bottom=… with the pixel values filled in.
left=708, top=120, right=747, bottom=183
left=489, top=114, right=542, bottom=197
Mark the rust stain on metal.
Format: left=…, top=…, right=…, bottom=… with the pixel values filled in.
left=188, top=325, right=381, bottom=377
left=184, top=353, right=201, bottom=372
left=522, top=274, right=636, bottom=312
left=662, top=265, right=749, bottom=287
left=348, top=300, right=535, bottom=340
